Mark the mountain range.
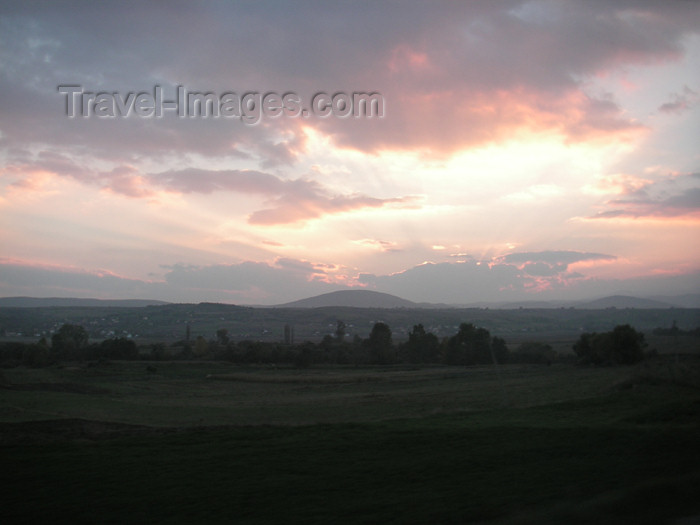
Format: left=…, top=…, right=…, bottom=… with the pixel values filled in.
left=278, top=290, right=699, bottom=309
left=0, top=291, right=698, bottom=309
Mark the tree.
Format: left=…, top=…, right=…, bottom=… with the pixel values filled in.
left=216, top=328, right=230, bottom=346
left=335, top=320, right=346, bottom=343
left=445, top=323, right=491, bottom=365
left=22, top=343, right=50, bottom=367
left=51, top=324, right=89, bottom=359
left=573, top=324, right=645, bottom=365
left=366, top=322, right=394, bottom=364
left=99, top=337, right=138, bottom=359
left=609, top=324, right=645, bottom=364
left=320, top=334, right=335, bottom=352
left=194, top=336, right=209, bottom=358
left=491, top=336, right=510, bottom=364
left=403, top=324, right=440, bottom=363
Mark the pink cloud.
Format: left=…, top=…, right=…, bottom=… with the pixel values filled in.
left=151, top=168, right=417, bottom=225
left=248, top=194, right=414, bottom=226
left=3, top=159, right=417, bottom=224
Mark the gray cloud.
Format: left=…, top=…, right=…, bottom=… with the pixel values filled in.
left=358, top=251, right=617, bottom=303
left=0, top=262, right=157, bottom=299
left=0, top=258, right=343, bottom=304
left=358, top=260, right=527, bottom=304
left=3, top=254, right=699, bottom=305
left=658, top=86, right=699, bottom=114
left=358, top=256, right=700, bottom=305
left=158, top=259, right=343, bottom=303
left=592, top=172, right=700, bottom=219
left=1, top=1, right=698, bottom=162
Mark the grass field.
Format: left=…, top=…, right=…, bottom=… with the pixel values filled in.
left=2, top=358, right=699, bottom=524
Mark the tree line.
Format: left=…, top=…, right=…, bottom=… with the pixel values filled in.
left=154, top=322, right=511, bottom=367
left=0, top=318, right=653, bottom=369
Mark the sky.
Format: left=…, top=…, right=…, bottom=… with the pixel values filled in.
left=0, top=1, right=699, bottom=305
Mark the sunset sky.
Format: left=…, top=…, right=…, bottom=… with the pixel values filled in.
left=1, top=1, right=699, bottom=305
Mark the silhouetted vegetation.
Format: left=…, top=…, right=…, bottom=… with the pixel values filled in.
left=8, top=307, right=698, bottom=371
left=2, top=302, right=697, bottom=345
left=653, top=320, right=700, bottom=337
left=400, top=323, right=440, bottom=363
left=50, top=323, right=89, bottom=359
left=1, top=317, right=669, bottom=369
left=573, top=324, right=646, bottom=365
left=510, top=341, right=556, bottom=364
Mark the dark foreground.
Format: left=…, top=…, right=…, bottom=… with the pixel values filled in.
left=2, top=363, right=700, bottom=524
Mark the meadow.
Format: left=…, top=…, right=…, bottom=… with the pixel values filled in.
left=2, top=357, right=699, bottom=524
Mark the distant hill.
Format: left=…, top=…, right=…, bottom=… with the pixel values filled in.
left=278, top=290, right=417, bottom=309
left=459, top=295, right=695, bottom=309
left=0, top=297, right=170, bottom=308
left=648, top=294, right=700, bottom=308
left=573, top=295, right=673, bottom=309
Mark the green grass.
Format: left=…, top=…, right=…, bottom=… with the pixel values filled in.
left=0, top=362, right=626, bottom=426
left=2, top=361, right=699, bottom=523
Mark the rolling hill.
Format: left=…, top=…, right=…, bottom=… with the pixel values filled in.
left=278, top=290, right=417, bottom=308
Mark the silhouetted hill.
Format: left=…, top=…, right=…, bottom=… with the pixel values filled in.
left=574, top=295, right=673, bottom=309
left=648, top=294, right=700, bottom=308
left=461, top=294, right=694, bottom=309
left=0, top=297, right=169, bottom=308
left=278, top=290, right=417, bottom=308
